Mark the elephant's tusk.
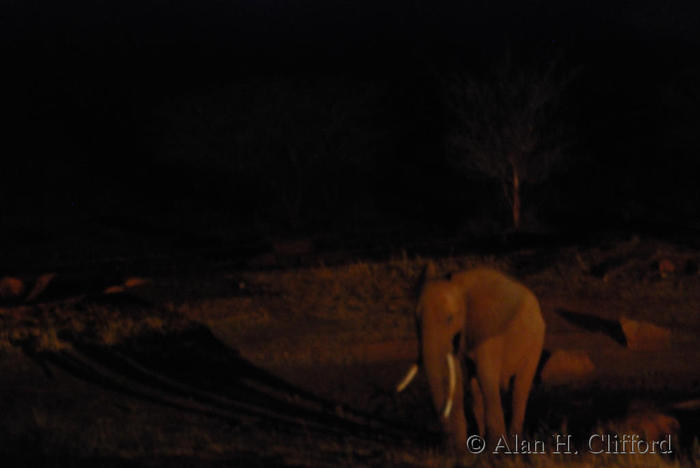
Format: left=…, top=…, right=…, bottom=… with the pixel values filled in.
left=442, top=353, right=456, bottom=419
left=396, top=363, right=419, bottom=392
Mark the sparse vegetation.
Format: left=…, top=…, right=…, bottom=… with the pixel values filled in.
left=0, top=237, right=698, bottom=466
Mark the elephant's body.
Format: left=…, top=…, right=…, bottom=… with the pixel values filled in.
left=399, top=265, right=545, bottom=452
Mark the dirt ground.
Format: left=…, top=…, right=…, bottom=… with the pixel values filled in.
left=1, top=236, right=699, bottom=466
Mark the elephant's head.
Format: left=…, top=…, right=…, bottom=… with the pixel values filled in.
left=396, top=262, right=467, bottom=445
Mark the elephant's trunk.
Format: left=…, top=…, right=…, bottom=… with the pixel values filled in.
left=396, top=363, right=419, bottom=392
left=442, top=353, right=457, bottom=418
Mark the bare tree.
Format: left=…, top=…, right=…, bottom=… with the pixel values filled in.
left=447, top=54, right=577, bottom=230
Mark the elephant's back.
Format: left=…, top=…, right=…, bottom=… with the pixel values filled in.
left=453, top=268, right=532, bottom=346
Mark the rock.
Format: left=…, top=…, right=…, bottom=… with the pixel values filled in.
left=541, top=350, right=595, bottom=384
left=123, top=277, right=150, bottom=288
left=658, top=259, right=675, bottom=278
left=104, top=277, right=151, bottom=294
left=25, top=273, right=57, bottom=302
left=0, top=277, right=24, bottom=298
left=619, top=317, right=671, bottom=351
left=672, top=398, right=700, bottom=410
left=606, top=406, right=680, bottom=442
left=103, top=285, right=126, bottom=294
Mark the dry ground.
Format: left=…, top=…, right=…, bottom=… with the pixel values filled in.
left=1, top=236, right=699, bottom=466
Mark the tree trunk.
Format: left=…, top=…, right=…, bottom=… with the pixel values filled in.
left=511, top=165, right=521, bottom=230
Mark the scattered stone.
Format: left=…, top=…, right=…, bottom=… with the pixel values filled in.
left=658, top=259, right=675, bottom=278
left=619, top=317, right=671, bottom=351
left=0, top=277, right=24, bottom=298
left=103, top=285, right=126, bottom=294
left=104, top=277, right=151, bottom=294
left=123, top=277, right=151, bottom=288
left=606, top=408, right=679, bottom=442
left=541, top=350, right=595, bottom=385
left=672, top=399, right=700, bottom=410
left=25, top=273, right=57, bottom=302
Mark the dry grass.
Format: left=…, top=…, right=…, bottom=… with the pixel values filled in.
left=1, top=236, right=698, bottom=466
left=0, top=298, right=189, bottom=355
left=173, top=237, right=699, bottom=369
left=4, top=235, right=691, bottom=356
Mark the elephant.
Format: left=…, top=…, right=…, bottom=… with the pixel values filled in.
left=396, top=262, right=545, bottom=451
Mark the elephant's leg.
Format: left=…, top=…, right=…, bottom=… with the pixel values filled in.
left=444, top=358, right=467, bottom=452
left=474, top=338, right=506, bottom=446
left=470, top=376, right=485, bottom=437
left=509, top=342, right=541, bottom=435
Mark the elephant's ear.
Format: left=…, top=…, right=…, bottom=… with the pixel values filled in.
left=415, top=260, right=440, bottom=299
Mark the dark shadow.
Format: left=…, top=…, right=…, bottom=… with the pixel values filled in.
left=555, top=308, right=627, bottom=346
left=534, top=348, right=552, bottom=385
left=0, top=453, right=292, bottom=468
left=25, top=324, right=436, bottom=449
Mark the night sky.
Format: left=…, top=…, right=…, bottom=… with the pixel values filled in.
left=3, top=0, right=700, bottom=268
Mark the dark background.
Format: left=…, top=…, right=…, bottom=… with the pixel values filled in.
left=3, top=0, right=699, bottom=270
